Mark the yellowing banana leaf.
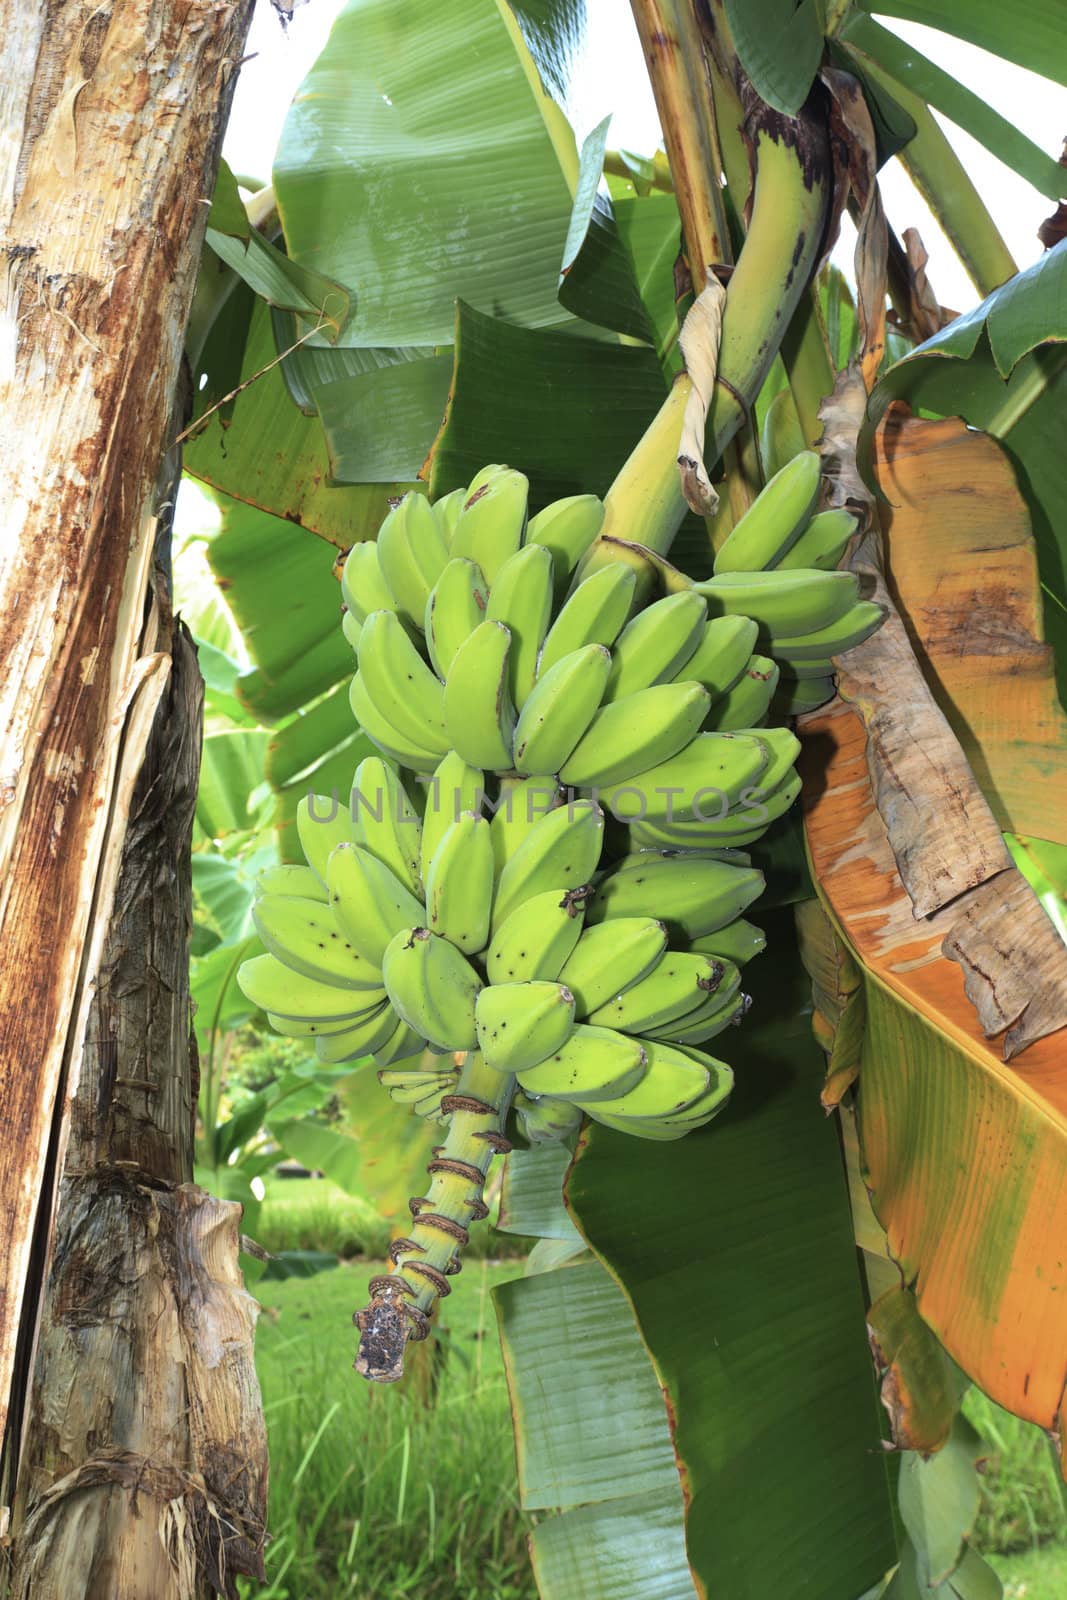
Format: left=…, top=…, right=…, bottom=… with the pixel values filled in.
left=873, top=411, right=1067, bottom=844
left=566, top=918, right=898, bottom=1599
left=800, top=697, right=1067, bottom=1449
left=862, top=241, right=1067, bottom=695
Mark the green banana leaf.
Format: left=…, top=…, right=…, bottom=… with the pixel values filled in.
left=855, top=0, right=1067, bottom=88
left=494, top=1143, right=695, bottom=1598
left=425, top=302, right=668, bottom=506
left=723, top=0, right=824, bottom=116
left=558, top=117, right=656, bottom=341
left=272, top=0, right=581, bottom=347
left=565, top=913, right=898, bottom=1600
left=840, top=15, right=1067, bottom=200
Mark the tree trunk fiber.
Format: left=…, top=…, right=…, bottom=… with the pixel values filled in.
left=0, top=1, right=264, bottom=1593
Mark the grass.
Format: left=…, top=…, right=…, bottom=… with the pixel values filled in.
left=256, top=1175, right=391, bottom=1259
left=242, top=1257, right=536, bottom=1600
left=247, top=1179, right=1067, bottom=1596
left=256, top=1174, right=531, bottom=1265
left=990, top=1543, right=1067, bottom=1599
left=965, top=1388, right=1067, bottom=1556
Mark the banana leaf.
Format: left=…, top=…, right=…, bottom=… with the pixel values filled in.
left=800, top=405, right=1067, bottom=1452
left=862, top=239, right=1067, bottom=695
left=565, top=914, right=898, bottom=1599
left=493, top=1143, right=695, bottom=1599
left=855, top=0, right=1067, bottom=88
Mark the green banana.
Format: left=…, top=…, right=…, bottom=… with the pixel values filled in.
left=357, top=610, right=450, bottom=756
left=253, top=894, right=385, bottom=991
left=449, top=468, right=529, bottom=583
left=256, top=863, right=329, bottom=903
left=341, top=540, right=398, bottom=622
left=674, top=615, right=759, bottom=701
left=378, top=1066, right=458, bottom=1104
left=424, top=811, right=495, bottom=954
left=349, top=671, right=444, bottom=773
left=327, top=842, right=426, bottom=964
left=587, top=950, right=730, bottom=1034
left=556, top=917, right=668, bottom=1015
left=443, top=620, right=516, bottom=771
left=475, top=981, right=577, bottom=1072
left=691, top=919, right=767, bottom=966
left=652, top=986, right=748, bottom=1045
left=587, top=1046, right=733, bottom=1134
left=314, top=1001, right=403, bottom=1062
left=375, top=492, right=449, bottom=626
left=296, top=793, right=355, bottom=886
left=485, top=886, right=589, bottom=984
left=704, top=655, right=779, bottom=730
left=537, top=564, right=637, bottom=678
left=514, top=1092, right=584, bottom=1144
left=603, top=591, right=707, bottom=700
left=772, top=674, right=837, bottom=716
left=558, top=682, right=710, bottom=787
left=351, top=756, right=423, bottom=898
left=489, top=776, right=563, bottom=875
left=712, top=450, right=821, bottom=573
left=420, top=751, right=485, bottom=885
left=485, top=543, right=555, bottom=709
left=764, top=600, right=887, bottom=662
left=491, top=798, right=604, bottom=932
left=432, top=486, right=467, bottom=545
left=516, top=1024, right=648, bottom=1102
left=588, top=854, right=764, bottom=939
left=513, top=645, right=612, bottom=777
left=576, top=1036, right=710, bottom=1120
left=759, top=387, right=808, bottom=480
left=627, top=770, right=802, bottom=849
left=776, top=508, right=857, bottom=571
left=382, top=926, right=483, bottom=1051
left=525, top=494, right=605, bottom=587
left=425, top=557, right=489, bottom=678
left=265, top=1012, right=357, bottom=1038
left=342, top=610, right=362, bottom=653
left=696, top=569, right=860, bottom=635
left=373, top=1011, right=430, bottom=1067
left=593, top=731, right=770, bottom=822
left=237, top=954, right=377, bottom=1023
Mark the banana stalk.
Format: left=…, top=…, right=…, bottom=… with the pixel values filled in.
left=585, top=59, right=832, bottom=566
left=353, top=1051, right=514, bottom=1381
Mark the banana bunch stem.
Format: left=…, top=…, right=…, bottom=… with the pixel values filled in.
left=353, top=1051, right=514, bottom=1382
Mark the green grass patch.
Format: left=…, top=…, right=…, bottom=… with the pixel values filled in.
left=256, top=1176, right=391, bottom=1259
left=256, top=1175, right=531, bottom=1264
left=244, top=1258, right=536, bottom=1599
left=964, top=1389, right=1067, bottom=1555
left=990, top=1541, right=1067, bottom=1599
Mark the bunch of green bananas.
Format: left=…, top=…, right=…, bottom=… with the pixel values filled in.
left=236, top=453, right=888, bottom=1357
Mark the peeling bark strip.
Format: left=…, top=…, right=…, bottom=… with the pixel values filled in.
left=815, top=380, right=1067, bottom=1053
left=11, top=1185, right=264, bottom=1600
left=0, top=0, right=255, bottom=1465
left=10, top=623, right=267, bottom=1595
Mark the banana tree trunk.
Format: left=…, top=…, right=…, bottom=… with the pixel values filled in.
left=0, top=1, right=262, bottom=1592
